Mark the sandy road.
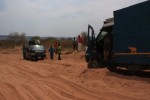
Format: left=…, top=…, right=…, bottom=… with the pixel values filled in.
left=0, top=49, right=150, bottom=100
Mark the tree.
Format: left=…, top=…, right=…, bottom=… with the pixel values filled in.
left=80, top=31, right=88, bottom=38
left=7, top=32, right=27, bottom=47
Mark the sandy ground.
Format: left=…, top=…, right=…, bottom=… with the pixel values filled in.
left=0, top=48, right=150, bottom=100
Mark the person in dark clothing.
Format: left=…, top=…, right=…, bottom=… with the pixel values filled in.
left=49, top=46, right=55, bottom=60
left=73, top=37, right=77, bottom=51
left=22, top=45, right=26, bottom=59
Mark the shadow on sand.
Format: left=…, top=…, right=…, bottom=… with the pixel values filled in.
left=113, top=69, right=150, bottom=78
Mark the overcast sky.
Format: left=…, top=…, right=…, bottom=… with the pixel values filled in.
left=0, top=0, right=147, bottom=37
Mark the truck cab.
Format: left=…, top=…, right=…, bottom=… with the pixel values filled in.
left=85, top=18, right=114, bottom=68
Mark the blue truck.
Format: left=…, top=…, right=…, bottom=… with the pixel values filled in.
left=86, top=1, right=150, bottom=71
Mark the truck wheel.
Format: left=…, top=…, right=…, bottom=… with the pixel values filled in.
left=107, top=64, right=117, bottom=72
left=88, top=60, right=99, bottom=68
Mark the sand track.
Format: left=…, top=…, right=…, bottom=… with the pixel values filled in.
left=0, top=49, right=150, bottom=100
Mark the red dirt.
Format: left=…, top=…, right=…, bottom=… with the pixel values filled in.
left=0, top=48, right=150, bottom=100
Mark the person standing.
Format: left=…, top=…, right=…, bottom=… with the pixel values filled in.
left=49, top=46, right=55, bottom=60
left=73, top=37, right=77, bottom=51
left=77, top=35, right=83, bottom=51
left=22, top=45, right=26, bottom=59
left=57, top=43, right=62, bottom=60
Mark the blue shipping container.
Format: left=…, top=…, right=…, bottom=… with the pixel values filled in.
left=113, top=1, right=150, bottom=64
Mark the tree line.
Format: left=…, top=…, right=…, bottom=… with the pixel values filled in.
left=0, top=32, right=88, bottom=50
